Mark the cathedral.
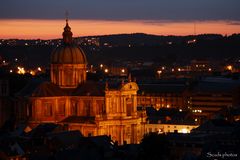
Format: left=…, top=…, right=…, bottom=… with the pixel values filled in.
left=16, top=19, right=146, bottom=144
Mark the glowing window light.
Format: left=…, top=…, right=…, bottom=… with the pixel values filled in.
left=181, top=128, right=189, bottom=134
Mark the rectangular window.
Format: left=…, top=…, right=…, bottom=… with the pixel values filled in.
left=71, top=101, right=78, bottom=116
left=57, top=102, right=65, bottom=115
left=84, top=101, right=91, bottom=116
left=44, top=103, right=52, bottom=117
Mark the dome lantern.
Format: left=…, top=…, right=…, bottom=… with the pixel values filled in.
left=62, top=18, right=73, bottom=44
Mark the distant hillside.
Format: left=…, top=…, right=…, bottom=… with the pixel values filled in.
left=1, top=33, right=240, bottom=67
left=86, top=33, right=240, bottom=64
left=93, top=33, right=224, bottom=46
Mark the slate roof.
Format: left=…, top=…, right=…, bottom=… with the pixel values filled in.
left=191, top=82, right=239, bottom=94
left=191, top=78, right=240, bottom=94
left=138, top=83, right=186, bottom=95
left=47, top=130, right=83, bottom=147
left=192, top=119, right=236, bottom=134
left=145, top=107, right=195, bottom=125
left=72, top=81, right=105, bottom=96
left=16, top=79, right=106, bottom=97
left=27, top=123, right=63, bottom=138
left=61, top=116, right=96, bottom=124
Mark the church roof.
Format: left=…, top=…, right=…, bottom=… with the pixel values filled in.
left=51, top=20, right=87, bottom=64
left=16, top=79, right=105, bottom=97
left=138, top=83, right=186, bottom=95
left=61, top=116, right=96, bottom=124
left=16, top=80, right=67, bottom=97
left=72, top=81, right=105, bottom=96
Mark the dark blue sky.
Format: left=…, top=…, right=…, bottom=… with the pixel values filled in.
left=1, top=0, right=240, bottom=21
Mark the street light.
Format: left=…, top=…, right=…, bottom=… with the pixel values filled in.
left=104, top=68, right=109, bottom=73
left=157, top=70, right=162, bottom=78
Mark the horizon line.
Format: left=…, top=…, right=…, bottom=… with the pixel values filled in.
left=1, top=19, right=240, bottom=40
left=1, top=32, right=240, bottom=41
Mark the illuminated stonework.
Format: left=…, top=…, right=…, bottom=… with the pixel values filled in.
left=50, top=20, right=87, bottom=88
left=16, top=20, right=146, bottom=145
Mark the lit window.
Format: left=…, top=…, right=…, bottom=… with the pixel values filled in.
left=44, top=103, right=52, bottom=117
left=181, top=128, right=189, bottom=134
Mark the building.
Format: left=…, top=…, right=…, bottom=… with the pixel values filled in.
left=0, top=74, right=12, bottom=127
left=143, top=107, right=198, bottom=134
left=16, top=19, right=146, bottom=145
left=145, top=123, right=198, bottom=134
left=189, top=78, right=240, bottom=122
left=137, top=80, right=189, bottom=110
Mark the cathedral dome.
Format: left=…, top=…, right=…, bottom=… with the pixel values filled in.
left=51, top=45, right=87, bottom=64
left=50, top=20, right=87, bottom=65
left=50, top=19, right=87, bottom=88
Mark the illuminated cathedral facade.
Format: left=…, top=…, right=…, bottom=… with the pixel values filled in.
left=16, top=20, right=146, bottom=144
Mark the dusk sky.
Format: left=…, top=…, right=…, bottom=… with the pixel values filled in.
left=1, top=0, right=240, bottom=39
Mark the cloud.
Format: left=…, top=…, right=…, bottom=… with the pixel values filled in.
left=227, top=21, right=240, bottom=26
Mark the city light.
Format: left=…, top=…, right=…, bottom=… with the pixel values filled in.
left=157, top=70, right=162, bottom=74
left=30, top=71, right=36, bottom=76
left=17, top=67, right=25, bottom=74
left=100, top=64, right=103, bottom=68
left=121, top=69, right=125, bottom=73
left=181, top=128, right=189, bottom=134
left=104, top=68, right=109, bottom=73
left=192, top=110, right=202, bottom=113
left=37, top=67, right=42, bottom=72
left=226, top=65, right=233, bottom=71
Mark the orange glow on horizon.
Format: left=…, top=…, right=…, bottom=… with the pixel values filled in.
left=0, top=19, right=240, bottom=39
